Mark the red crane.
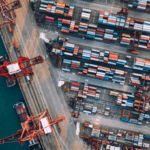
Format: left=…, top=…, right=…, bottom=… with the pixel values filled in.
left=0, top=55, right=44, bottom=79
left=0, top=0, right=22, bottom=26
left=0, top=110, right=65, bottom=145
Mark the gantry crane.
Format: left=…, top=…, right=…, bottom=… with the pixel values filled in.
left=0, top=0, right=21, bottom=26
left=71, top=97, right=82, bottom=118
left=134, top=92, right=149, bottom=113
left=0, top=110, right=65, bottom=145
left=116, top=7, right=129, bottom=29
left=0, top=55, right=44, bottom=79
left=136, top=75, right=150, bottom=92
left=127, top=31, right=141, bottom=54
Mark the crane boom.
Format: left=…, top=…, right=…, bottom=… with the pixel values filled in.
left=0, top=55, right=44, bottom=79
left=0, top=110, right=65, bottom=146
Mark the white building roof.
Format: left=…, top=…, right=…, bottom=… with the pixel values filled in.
left=6, top=63, right=21, bottom=75
left=41, top=117, right=51, bottom=134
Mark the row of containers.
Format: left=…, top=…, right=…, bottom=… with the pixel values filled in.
left=70, top=82, right=101, bottom=100
left=57, top=18, right=150, bottom=50
left=45, top=16, right=54, bottom=23
left=52, top=40, right=150, bottom=73
left=109, top=90, right=150, bottom=125
left=81, top=8, right=91, bottom=21
left=120, top=33, right=150, bottom=50
left=62, top=59, right=127, bottom=85
left=79, top=122, right=150, bottom=149
left=40, top=0, right=150, bottom=34
left=39, top=1, right=74, bottom=18
left=115, top=92, right=150, bottom=113
left=133, top=57, right=150, bottom=72
left=71, top=98, right=98, bottom=115
left=58, top=18, right=118, bottom=41
left=70, top=97, right=110, bottom=116
left=122, top=33, right=150, bottom=50
left=98, top=10, right=150, bottom=32
left=52, top=42, right=133, bottom=69
left=128, top=0, right=150, bottom=12
left=121, top=109, right=150, bottom=125
left=129, top=73, right=150, bottom=91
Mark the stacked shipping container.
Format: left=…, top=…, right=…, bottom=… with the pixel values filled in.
left=78, top=84, right=100, bottom=100
left=128, top=0, right=150, bottom=12
left=133, top=57, right=150, bottom=72
left=39, top=1, right=74, bottom=18
left=52, top=42, right=130, bottom=69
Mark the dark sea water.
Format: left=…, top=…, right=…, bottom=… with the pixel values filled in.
left=0, top=37, right=29, bottom=150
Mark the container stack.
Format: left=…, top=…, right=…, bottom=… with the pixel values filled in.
left=134, top=19, right=144, bottom=31
left=98, top=11, right=104, bottom=24
left=107, top=14, right=117, bottom=27
left=96, top=66, right=127, bottom=85
left=45, top=16, right=54, bottom=23
left=53, top=42, right=130, bottom=68
left=62, top=59, right=71, bottom=72
left=64, top=4, right=74, bottom=18
left=99, top=11, right=109, bottom=25
left=61, top=19, right=70, bottom=33
left=58, top=18, right=62, bottom=28
left=78, top=23, right=88, bottom=37
left=120, top=33, right=131, bottom=45
left=73, top=23, right=79, bottom=35
left=129, top=73, right=150, bottom=88
left=83, top=103, right=93, bottom=111
left=78, top=84, right=100, bottom=100
left=133, top=57, right=150, bottom=72
left=70, top=82, right=80, bottom=92
left=113, top=69, right=127, bottom=85
left=81, top=8, right=91, bottom=21
left=87, top=64, right=97, bottom=77
left=86, top=24, right=97, bottom=39
left=124, top=17, right=135, bottom=29
left=95, top=27, right=104, bottom=41
left=63, top=42, right=74, bottom=56
left=128, top=0, right=150, bottom=12
left=69, top=21, right=75, bottom=32
left=143, top=21, right=150, bottom=33
left=71, top=60, right=80, bottom=69
left=108, top=52, right=118, bottom=65
left=129, top=73, right=140, bottom=86
left=82, top=49, right=91, bottom=60
left=73, top=45, right=79, bottom=55
left=103, top=29, right=118, bottom=42
left=90, top=49, right=100, bottom=61
left=55, top=2, right=65, bottom=15
left=115, top=93, right=134, bottom=107
left=39, top=1, right=74, bottom=18
left=57, top=18, right=150, bottom=49
left=103, top=51, right=109, bottom=63
left=138, top=35, right=150, bottom=49
left=116, top=16, right=126, bottom=28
